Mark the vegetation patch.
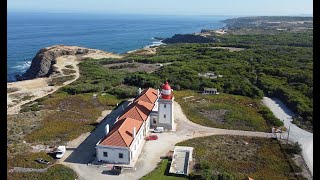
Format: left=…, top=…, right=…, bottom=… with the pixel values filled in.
left=22, top=92, right=120, bottom=144
left=49, top=75, right=75, bottom=86
left=141, top=159, right=187, bottom=180
left=7, top=152, right=55, bottom=169
left=8, top=87, right=20, bottom=93
left=61, top=68, right=76, bottom=75
left=64, top=65, right=74, bottom=69
left=7, top=111, right=46, bottom=146
left=174, top=90, right=279, bottom=132
left=177, top=135, right=301, bottom=180
left=8, top=164, right=77, bottom=180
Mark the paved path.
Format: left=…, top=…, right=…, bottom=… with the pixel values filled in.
left=262, top=97, right=313, bottom=175
left=60, top=101, right=272, bottom=180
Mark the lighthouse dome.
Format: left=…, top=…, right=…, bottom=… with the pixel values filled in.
left=161, top=81, right=172, bottom=99
left=162, top=81, right=171, bottom=90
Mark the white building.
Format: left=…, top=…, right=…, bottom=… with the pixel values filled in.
left=96, top=81, right=175, bottom=165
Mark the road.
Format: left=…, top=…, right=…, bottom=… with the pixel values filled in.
left=59, top=101, right=273, bottom=180
left=262, top=97, right=313, bottom=175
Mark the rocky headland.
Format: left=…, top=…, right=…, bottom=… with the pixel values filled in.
left=8, top=45, right=122, bottom=114
left=162, top=34, right=216, bottom=44
left=16, top=45, right=121, bottom=81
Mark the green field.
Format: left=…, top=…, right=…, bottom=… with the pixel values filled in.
left=141, top=159, right=187, bottom=180
left=8, top=164, right=77, bottom=180
left=22, top=92, right=122, bottom=144
left=176, top=135, right=304, bottom=180
left=174, top=90, right=282, bottom=132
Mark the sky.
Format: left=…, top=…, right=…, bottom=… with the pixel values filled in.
left=8, top=0, right=313, bottom=16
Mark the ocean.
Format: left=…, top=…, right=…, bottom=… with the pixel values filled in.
left=7, top=12, right=230, bottom=82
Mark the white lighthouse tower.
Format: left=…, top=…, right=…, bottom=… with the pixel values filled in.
left=157, top=81, right=174, bottom=130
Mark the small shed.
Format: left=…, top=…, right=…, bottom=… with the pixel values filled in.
left=202, top=88, right=218, bottom=95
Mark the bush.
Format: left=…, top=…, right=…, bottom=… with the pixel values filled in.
left=217, top=172, right=235, bottom=180
left=108, top=86, right=138, bottom=99
left=258, top=107, right=284, bottom=127
left=283, top=142, right=302, bottom=155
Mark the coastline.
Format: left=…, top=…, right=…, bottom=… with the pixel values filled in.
left=7, top=46, right=123, bottom=115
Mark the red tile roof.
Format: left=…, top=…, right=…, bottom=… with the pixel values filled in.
left=134, top=88, right=158, bottom=104
left=118, top=100, right=155, bottom=121
left=99, top=117, right=143, bottom=147
left=99, top=88, right=158, bottom=147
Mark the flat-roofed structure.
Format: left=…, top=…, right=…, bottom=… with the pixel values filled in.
left=202, top=88, right=218, bottom=95
left=169, top=146, right=194, bottom=175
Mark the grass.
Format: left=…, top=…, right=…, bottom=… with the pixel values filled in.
left=7, top=152, right=55, bottom=169
left=8, top=164, right=77, bottom=180
left=141, top=159, right=187, bottom=180
left=48, top=75, right=75, bottom=86
left=97, top=93, right=122, bottom=106
left=174, top=90, right=271, bottom=132
left=176, top=135, right=300, bottom=180
left=23, top=92, right=121, bottom=144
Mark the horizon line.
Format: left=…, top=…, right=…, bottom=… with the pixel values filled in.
left=7, top=10, right=313, bottom=17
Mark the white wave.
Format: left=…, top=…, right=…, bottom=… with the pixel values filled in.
left=144, top=39, right=165, bottom=48
left=13, top=61, right=31, bottom=70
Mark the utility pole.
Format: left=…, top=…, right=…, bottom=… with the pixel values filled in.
left=287, top=122, right=291, bottom=144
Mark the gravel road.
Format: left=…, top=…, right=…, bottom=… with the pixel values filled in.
left=60, top=101, right=273, bottom=180
left=262, top=97, right=313, bottom=175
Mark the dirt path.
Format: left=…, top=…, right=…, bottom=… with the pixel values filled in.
left=262, top=97, right=313, bottom=175
left=59, top=101, right=272, bottom=180
left=7, top=50, right=122, bottom=115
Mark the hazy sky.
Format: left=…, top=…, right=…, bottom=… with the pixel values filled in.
left=8, top=0, right=313, bottom=16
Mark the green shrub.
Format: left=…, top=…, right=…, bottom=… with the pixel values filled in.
left=258, top=107, right=284, bottom=127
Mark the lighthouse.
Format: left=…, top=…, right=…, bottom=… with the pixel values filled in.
left=157, top=81, right=174, bottom=130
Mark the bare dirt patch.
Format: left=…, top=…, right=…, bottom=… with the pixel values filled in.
left=103, top=62, right=161, bottom=73
left=198, top=109, right=228, bottom=124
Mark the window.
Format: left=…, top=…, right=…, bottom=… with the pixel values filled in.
left=164, top=104, right=166, bottom=108
left=103, top=152, right=108, bottom=157
left=153, top=118, right=156, bottom=124
left=119, top=153, right=123, bottom=158
left=164, top=114, right=166, bottom=118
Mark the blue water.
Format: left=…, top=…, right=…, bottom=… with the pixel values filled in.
left=8, top=12, right=231, bottom=82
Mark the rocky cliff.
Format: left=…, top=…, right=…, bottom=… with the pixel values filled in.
left=162, top=34, right=216, bottom=44
left=16, top=45, right=102, bottom=80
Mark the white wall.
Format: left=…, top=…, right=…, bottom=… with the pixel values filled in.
left=129, top=121, right=147, bottom=161
left=96, top=146, right=130, bottom=164
left=96, top=121, right=146, bottom=164
left=158, top=99, right=173, bottom=124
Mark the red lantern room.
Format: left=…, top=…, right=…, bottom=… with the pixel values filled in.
left=161, top=81, right=173, bottom=99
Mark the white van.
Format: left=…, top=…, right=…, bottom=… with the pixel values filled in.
left=153, top=127, right=164, bottom=133
left=55, top=146, right=66, bottom=159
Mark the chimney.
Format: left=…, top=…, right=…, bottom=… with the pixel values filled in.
left=138, top=87, right=142, bottom=95
left=157, top=89, right=160, bottom=97
left=133, top=127, right=136, bottom=138
left=105, top=124, right=109, bottom=135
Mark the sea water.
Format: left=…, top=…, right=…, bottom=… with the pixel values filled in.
left=7, top=12, right=230, bottom=82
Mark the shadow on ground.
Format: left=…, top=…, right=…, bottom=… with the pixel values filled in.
left=64, top=101, right=129, bottom=164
